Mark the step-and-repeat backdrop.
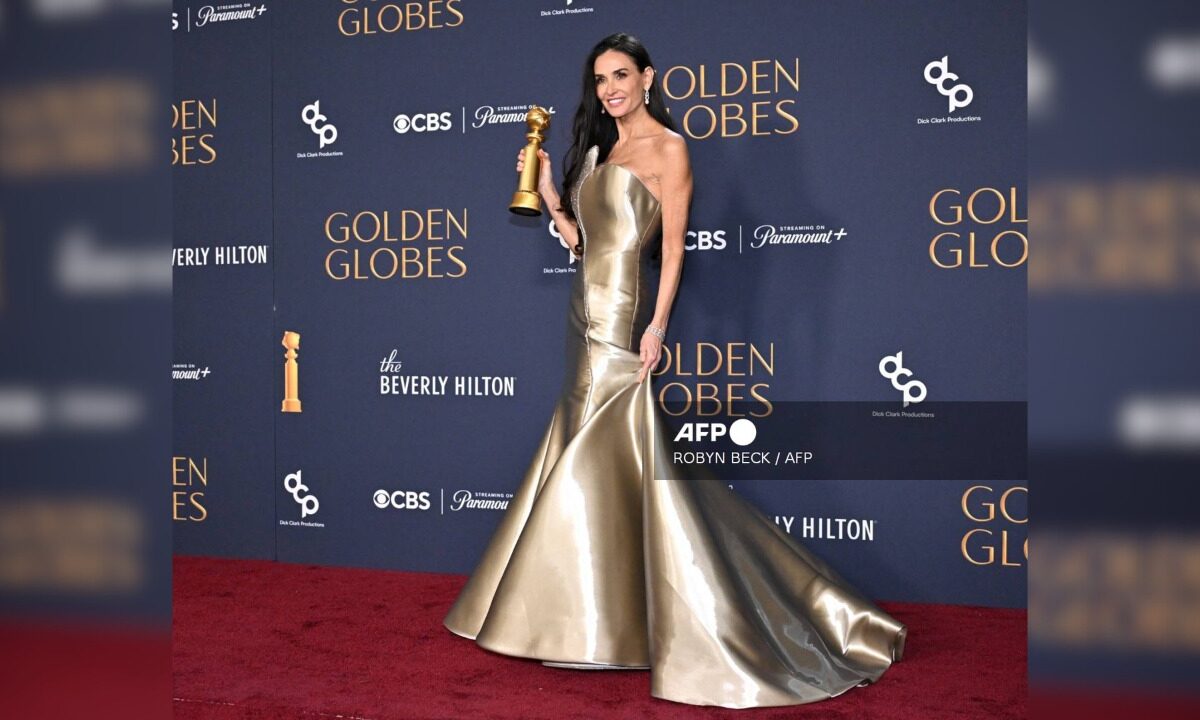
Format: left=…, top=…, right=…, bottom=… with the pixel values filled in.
left=173, top=0, right=1028, bottom=607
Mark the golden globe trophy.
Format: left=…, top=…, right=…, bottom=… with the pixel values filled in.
left=281, top=331, right=302, bottom=413
left=509, top=106, right=552, bottom=216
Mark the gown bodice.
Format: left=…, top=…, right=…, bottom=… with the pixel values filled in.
left=569, top=145, right=663, bottom=352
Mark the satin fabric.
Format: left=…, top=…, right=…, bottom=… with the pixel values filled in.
left=444, top=145, right=906, bottom=708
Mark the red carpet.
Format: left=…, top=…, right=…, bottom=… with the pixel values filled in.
left=173, top=556, right=1027, bottom=719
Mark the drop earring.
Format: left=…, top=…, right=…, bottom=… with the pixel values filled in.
left=644, top=89, right=650, bottom=105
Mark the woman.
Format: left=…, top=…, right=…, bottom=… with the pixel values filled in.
left=444, top=32, right=906, bottom=708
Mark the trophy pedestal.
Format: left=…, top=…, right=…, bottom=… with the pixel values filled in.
left=509, top=189, right=542, bottom=217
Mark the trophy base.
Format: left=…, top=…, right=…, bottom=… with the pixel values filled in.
left=509, top=190, right=542, bottom=217
left=281, top=400, right=302, bottom=413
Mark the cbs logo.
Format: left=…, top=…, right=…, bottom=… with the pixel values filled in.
left=393, top=112, right=453, bottom=134
left=685, top=229, right=727, bottom=251
left=373, top=489, right=432, bottom=510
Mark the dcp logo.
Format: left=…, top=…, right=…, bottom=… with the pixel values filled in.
left=284, top=470, right=319, bottom=518
left=549, top=220, right=578, bottom=265
left=924, top=56, right=973, bottom=113
left=302, top=101, right=338, bottom=148
left=393, top=112, right=453, bottom=134
left=879, top=352, right=927, bottom=407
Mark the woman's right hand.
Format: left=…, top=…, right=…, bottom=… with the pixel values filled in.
left=516, top=147, right=554, bottom=195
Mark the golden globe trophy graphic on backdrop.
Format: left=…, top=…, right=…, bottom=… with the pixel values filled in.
left=281, top=331, right=302, bottom=413
left=508, top=106, right=552, bottom=216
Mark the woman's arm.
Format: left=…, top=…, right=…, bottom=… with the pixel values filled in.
left=518, top=147, right=581, bottom=253
left=638, top=134, right=693, bottom=383
left=542, top=186, right=581, bottom=254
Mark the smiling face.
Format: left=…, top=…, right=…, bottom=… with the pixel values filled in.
left=594, top=49, right=650, bottom=118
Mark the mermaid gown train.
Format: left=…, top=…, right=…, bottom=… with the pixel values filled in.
left=443, top=145, right=906, bottom=708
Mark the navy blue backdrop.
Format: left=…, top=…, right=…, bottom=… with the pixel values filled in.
left=173, top=0, right=1028, bottom=608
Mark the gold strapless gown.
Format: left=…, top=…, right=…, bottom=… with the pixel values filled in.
left=444, top=145, right=906, bottom=708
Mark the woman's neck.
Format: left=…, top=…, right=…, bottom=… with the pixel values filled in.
left=613, top=107, right=659, bottom=146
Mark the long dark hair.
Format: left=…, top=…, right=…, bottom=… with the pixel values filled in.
left=558, top=33, right=677, bottom=222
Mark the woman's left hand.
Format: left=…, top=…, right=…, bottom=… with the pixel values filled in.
left=637, top=331, right=663, bottom=383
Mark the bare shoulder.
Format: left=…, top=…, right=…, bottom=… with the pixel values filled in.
left=652, top=129, right=691, bottom=175
left=654, top=131, right=691, bottom=188
left=656, top=130, right=689, bottom=167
